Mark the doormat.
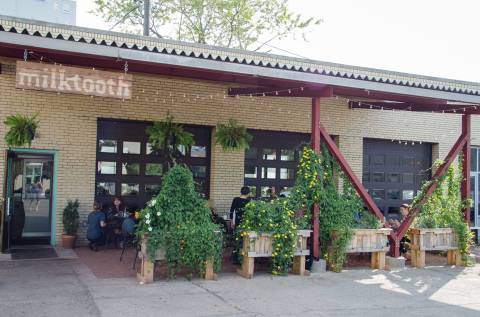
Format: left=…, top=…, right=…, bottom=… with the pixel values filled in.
left=11, top=248, right=58, bottom=260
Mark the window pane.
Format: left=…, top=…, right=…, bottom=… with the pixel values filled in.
left=280, top=149, right=295, bottom=161
left=371, top=189, right=385, bottom=200
left=248, top=186, right=257, bottom=197
left=387, top=173, right=401, bottom=183
left=373, top=155, right=385, bottom=165
left=261, top=167, right=276, bottom=179
left=280, top=168, right=294, bottom=180
left=471, top=148, right=478, bottom=172
left=262, top=149, right=277, bottom=160
left=386, top=155, right=399, bottom=167
left=99, top=140, right=117, bottom=153
left=146, top=143, right=153, bottom=155
left=123, top=141, right=141, bottom=154
left=96, top=182, right=115, bottom=196
left=191, top=165, right=207, bottom=178
left=362, top=172, right=370, bottom=183
left=402, top=190, right=414, bottom=200
left=145, top=184, right=161, bottom=198
left=279, top=187, right=292, bottom=197
left=261, top=186, right=275, bottom=198
left=146, top=163, right=162, bottom=176
left=387, top=189, right=401, bottom=200
left=194, top=179, right=207, bottom=197
left=403, top=173, right=414, bottom=184
left=122, top=162, right=140, bottom=175
left=372, top=172, right=385, bottom=182
left=98, top=161, right=116, bottom=174
left=245, top=147, right=258, bottom=159
left=177, top=145, right=187, bottom=156
left=121, top=183, right=139, bottom=196
left=402, top=157, right=415, bottom=167
left=191, top=145, right=207, bottom=158
left=245, top=166, right=257, bottom=178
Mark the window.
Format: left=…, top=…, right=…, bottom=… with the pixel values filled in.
left=244, top=129, right=310, bottom=199
left=96, top=119, right=210, bottom=209
left=123, top=141, right=141, bottom=154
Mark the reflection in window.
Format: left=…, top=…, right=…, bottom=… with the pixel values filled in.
left=262, top=149, right=276, bottom=160
left=121, top=183, right=139, bottom=196
left=387, top=173, right=401, bottom=183
left=371, top=189, right=385, bottom=200
left=145, top=184, right=161, bottom=198
left=98, top=161, right=116, bottom=174
left=387, top=189, right=401, bottom=200
left=191, top=165, right=207, bottom=178
left=402, top=157, right=415, bottom=167
left=362, top=172, right=370, bottom=183
left=373, top=155, right=385, bottom=165
left=280, top=168, right=294, bottom=180
left=403, top=173, right=414, bottom=184
left=146, top=163, right=162, bottom=176
left=280, top=149, right=295, bottom=161
left=123, top=141, right=141, bottom=154
left=177, top=145, right=186, bottom=156
left=191, top=145, right=207, bottom=158
left=262, top=167, right=276, bottom=179
left=245, top=166, right=257, bottom=178
left=471, top=148, right=478, bottom=172
left=279, top=187, right=292, bottom=197
left=402, top=190, right=414, bottom=200
left=146, top=143, right=154, bottom=155
left=245, top=147, right=258, bottom=159
left=373, top=172, right=385, bottom=182
left=248, top=186, right=257, bottom=197
left=96, top=182, right=115, bottom=196
left=388, top=206, right=400, bottom=214
left=122, top=162, right=140, bottom=175
left=194, top=179, right=207, bottom=197
left=261, top=186, right=275, bottom=198
left=99, top=140, right=117, bottom=153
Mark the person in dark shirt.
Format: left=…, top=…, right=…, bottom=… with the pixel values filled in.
left=229, top=186, right=251, bottom=229
left=230, top=186, right=251, bottom=264
left=87, top=201, right=106, bottom=251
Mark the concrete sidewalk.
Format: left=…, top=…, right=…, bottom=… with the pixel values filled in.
left=0, top=259, right=479, bottom=317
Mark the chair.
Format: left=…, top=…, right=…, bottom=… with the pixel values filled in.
left=119, top=217, right=140, bottom=269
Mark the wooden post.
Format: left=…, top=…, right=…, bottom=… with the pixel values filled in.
left=462, top=114, right=471, bottom=225
left=371, top=251, right=386, bottom=270
left=311, top=97, right=321, bottom=259
left=238, top=257, right=254, bottom=279
left=137, top=257, right=155, bottom=284
left=292, top=255, right=306, bottom=275
left=204, top=258, right=215, bottom=280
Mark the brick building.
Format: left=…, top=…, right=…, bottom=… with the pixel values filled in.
left=0, top=15, right=479, bottom=251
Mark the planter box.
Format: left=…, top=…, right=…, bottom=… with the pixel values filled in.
left=238, top=230, right=311, bottom=278
left=410, top=228, right=461, bottom=268
left=331, top=228, right=391, bottom=270
left=137, top=237, right=214, bottom=284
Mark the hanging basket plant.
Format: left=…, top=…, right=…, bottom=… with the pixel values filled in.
left=4, top=113, right=39, bottom=148
left=215, top=119, right=252, bottom=151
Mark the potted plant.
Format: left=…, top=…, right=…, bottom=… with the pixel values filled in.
left=215, top=119, right=252, bottom=151
left=4, top=113, right=39, bottom=147
left=62, top=200, right=80, bottom=249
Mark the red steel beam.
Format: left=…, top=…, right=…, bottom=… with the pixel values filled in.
left=390, top=130, right=468, bottom=256
left=311, top=97, right=321, bottom=259
left=462, top=114, right=472, bottom=224
left=319, top=124, right=386, bottom=223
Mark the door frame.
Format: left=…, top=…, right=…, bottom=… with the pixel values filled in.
left=4, top=148, right=59, bottom=246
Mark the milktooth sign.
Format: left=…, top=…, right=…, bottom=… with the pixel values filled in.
left=16, top=61, right=133, bottom=99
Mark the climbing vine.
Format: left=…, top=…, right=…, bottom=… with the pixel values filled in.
left=137, top=165, right=223, bottom=277
left=414, top=159, right=474, bottom=264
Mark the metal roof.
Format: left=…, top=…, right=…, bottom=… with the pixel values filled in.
left=1, top=15, right=480, bottom=102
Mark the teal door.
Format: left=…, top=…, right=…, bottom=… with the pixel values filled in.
left=4, top=151, right=54, bottom=250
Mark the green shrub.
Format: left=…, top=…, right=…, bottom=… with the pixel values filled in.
left=62, top=200, right=80, bottom=235
left=215, top=119, right=252, bottom=151
left=4, top=113, right=39, bottom=147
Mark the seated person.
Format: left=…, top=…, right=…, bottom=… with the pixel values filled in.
left=87, top=201, right=106, bottom=251
left=388, top=203, right=410, bottom=255
left=229, top=186, right=251, bottom=229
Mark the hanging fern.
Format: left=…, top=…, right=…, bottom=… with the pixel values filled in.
left=215, top=119, right=252, bottom=151
left=146, top=113, right=194, bottom=170
left=4, top=113, right=39, bottom=147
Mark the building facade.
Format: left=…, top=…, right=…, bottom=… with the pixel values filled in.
left=0, top=16, right=479, bottom=249
left=0, top=0, right=76, bottom=25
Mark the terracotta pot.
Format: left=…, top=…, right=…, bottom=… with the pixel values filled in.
left=62, top=234, right=76, bottom=249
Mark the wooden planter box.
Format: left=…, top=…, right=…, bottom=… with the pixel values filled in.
left=410, top=228, right=461, bottom=268
left=332, top=228, right=391, bottom=270
left=238, top=230, right=311, bottom=278
left=137, top=238, right=215, bottom=284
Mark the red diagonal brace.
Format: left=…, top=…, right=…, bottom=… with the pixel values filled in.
left=319, top=124, right=386, bottom=223
left=390, top=130, right=468, bottom=257
left=461, top=114, right=471, bottom=225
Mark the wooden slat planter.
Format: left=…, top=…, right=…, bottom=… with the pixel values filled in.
left=410, top=228, right=461, bottom=268
left=137, top=239, right=215, bottom=284
left=238, top=230, right=311, bottom=279
left=332, top=228, right=391, bottom=270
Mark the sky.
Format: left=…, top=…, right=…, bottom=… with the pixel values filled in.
left=76, top=0, right=480, bottom=83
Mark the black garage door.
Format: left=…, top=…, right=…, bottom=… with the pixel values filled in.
left=362, top=139, right=432, bottom=218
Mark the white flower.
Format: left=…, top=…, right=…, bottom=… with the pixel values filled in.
left=156, top=212, right=161, bottom=216
left=148, top=227, right=152, bottom=232
left=146, top=219, right=151, bottom=224
left=148, top=200, right=155, bottom=207
left=145, top=213, right=150, bottom=219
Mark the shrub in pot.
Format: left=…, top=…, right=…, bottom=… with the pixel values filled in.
left=4, top=113, right=39, bottom=147
left=62, top=200, right=80, bottom=248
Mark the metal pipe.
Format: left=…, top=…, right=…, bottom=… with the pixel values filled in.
left=143, top=0, right=150, bottom=36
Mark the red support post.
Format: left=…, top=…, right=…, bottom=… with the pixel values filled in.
left=462, top=114, right=472, bottom=225
left=311, top=97, right=320, bottom=259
